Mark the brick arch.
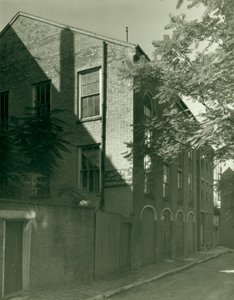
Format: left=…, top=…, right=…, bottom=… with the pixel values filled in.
left=175, top=210, right=185, bottom=222
left=187, top=211, right=196, bottom=222
left=140, top=205, right=157, bottom=220
left=161, top=208, right=173, bottom=221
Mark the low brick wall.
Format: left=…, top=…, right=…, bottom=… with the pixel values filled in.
left=0, top=199, right=95, bottom=296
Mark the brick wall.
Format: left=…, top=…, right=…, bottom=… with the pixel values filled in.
left=0, top=14, right=135, bottom=214
left=0, top=200, right=95, bottom=296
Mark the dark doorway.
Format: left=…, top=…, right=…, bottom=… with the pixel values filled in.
left=4, top=221, right=23, bottom=297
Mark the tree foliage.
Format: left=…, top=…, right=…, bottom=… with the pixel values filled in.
left=124, top=0, right=234, bottom=168
left=0, top=104, right=71, bottom=198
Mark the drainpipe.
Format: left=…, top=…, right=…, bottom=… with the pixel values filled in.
left=100, top=41, right=107, bottom=210
left=197, top=149, right=201, bottom=252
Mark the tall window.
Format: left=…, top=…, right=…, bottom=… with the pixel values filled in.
left=177, top=170, right=182, bottom=202
left=210, top=184, right=213, bottom=203
left=144, top=94, right=152, bottom=119
left=1, top=91, right=9, bottom=129
left=201, top=179, right=204, bottom=199
left=79, top=68, right=100, bottom=119
left=210, top=212, right=213, bottom=231
left=144, top=155, right=153, bottom=194
left=144, top=93, right=153, bottom=146
left=32, top=82, right=51, bottom=196
left=188, top=173, right=192, bottom=203
left=33, top=174, right=50, bottom=196
left=206, top=212, right=209, bottom=231
left=80, top=146, right=100, bottom=192
left=206, top=182, right=209, bottom=201
left=34, top=81, right=51, bottom=113
left=163, top=165, right=169, bottom=199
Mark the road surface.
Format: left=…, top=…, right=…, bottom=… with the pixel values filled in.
left=111, top=252, right=234, bottom=300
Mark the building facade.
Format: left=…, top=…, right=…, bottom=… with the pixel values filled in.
left=0, top=12, right=215, bottom=298
left=220, top=168, right=234, bottom=249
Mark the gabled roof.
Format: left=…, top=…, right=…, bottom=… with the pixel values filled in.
left=0, top=11, right=149, bottom=60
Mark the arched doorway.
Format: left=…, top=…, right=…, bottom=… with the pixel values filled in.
left=141, top=207, right=155, bottom=266
left=188, top=212, right=195, bottom=254
left=176, top=211, right=184, bottom=257
left=161, top=209, right=172, bottom=260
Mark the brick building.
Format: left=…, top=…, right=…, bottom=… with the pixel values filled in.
left=0, top=12, right=215, bottom=298
left=220, top=168, right=234, bottom=249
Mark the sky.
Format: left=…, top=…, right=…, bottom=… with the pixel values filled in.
left=0, top=0, right=205, bottom=59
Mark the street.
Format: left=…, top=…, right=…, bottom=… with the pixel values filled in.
left=111, top=252, right=234, bottom=300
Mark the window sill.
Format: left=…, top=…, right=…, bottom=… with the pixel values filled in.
left=77, top=116, right=102, bottom=123
left=163, top=197, right=170, bottom=201
left=189, top=202, right=194, bottom=206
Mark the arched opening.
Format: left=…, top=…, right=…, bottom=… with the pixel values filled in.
left=187, top=212, right=195, bottom=254
left=176, top=211, right=185, bottom=257
left=161, top=208, right=172, bottom=259
left=141, top=206, right=156, bottom=266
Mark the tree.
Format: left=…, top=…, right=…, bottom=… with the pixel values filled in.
left=0, top=103, right=71, bottom=198
left=123, top=0, right=234, bottom=181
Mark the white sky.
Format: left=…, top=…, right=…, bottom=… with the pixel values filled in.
left=0, top=0, right=205, bottom=58
left=0, top=0, right=205, bottom=115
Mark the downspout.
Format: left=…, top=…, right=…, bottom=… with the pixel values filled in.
left=100, top=41, right=107, bottom=210
left=197, top=149, right=201, bottom=252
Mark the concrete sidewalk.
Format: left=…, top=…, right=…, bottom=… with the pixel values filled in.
left=13, top=246, right=233, bottom=300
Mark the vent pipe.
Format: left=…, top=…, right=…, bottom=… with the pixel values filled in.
left=126, top=27, right=128, bottom=42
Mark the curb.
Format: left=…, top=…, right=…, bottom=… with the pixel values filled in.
left=86, top=250, right=231, bottom=300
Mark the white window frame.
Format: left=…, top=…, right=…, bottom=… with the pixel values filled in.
left=78, top=68, right=102, bottom=120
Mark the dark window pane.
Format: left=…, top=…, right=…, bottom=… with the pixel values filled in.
left=46, top=83, right=50, bottom=104
left=36, top=86, right=40, bottom=103
left=41, top=84, right=45, bottom=104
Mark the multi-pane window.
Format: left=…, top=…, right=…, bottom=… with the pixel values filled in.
left=33, top=174, right=50, bottom=196
left=188, top=150, right=192, bottom=172
left=177, top=171, right=182, bottom=202
left=188, top=173, right=192, bottom=203
left=34, top=81, right=51, bottom=114
left=163, top=165, right=169, bottom=198
left=210, top=184, right=213, bottom=203
left=210, top=212, right=213, bottom=231
left=32, top=82, right=51, bottom=195
left=188, top=150, right=192, bottom=159
left=209, top=163, right=213, bottom=176
left=80, top=69, right=100, bottom=119
left=1, top=91, right=9, bottom=129
left=206, top=182, right=209, bottom=201
left=80, top=146, right=100, bottom=192
left=144, top=155, right=153, bottom=194
left=201, top=179, right=204, bottom=199
left=144, top=94, right=152, bottom=119
left=201, top=158, right=204, bottom=170
left=206, top=212, right=209, bottom=231
left=144, top=94, right=153, bottom=146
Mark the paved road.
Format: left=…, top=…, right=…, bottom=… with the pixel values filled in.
left=111, top=252, right=234, bottom=300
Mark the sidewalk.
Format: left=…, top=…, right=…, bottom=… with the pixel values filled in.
left=13, top=246, right=233, bottom=300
